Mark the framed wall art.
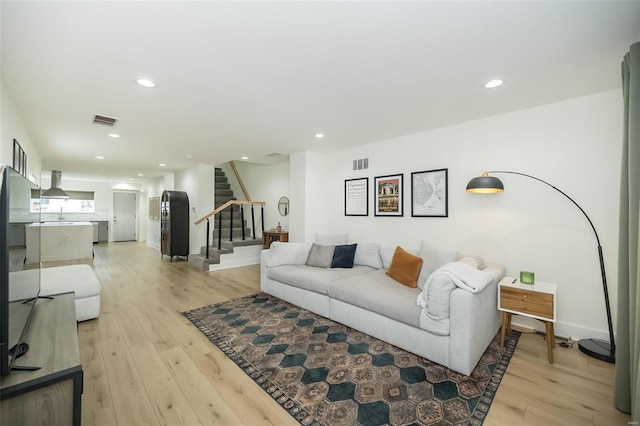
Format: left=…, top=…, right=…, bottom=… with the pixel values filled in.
left=374, top=174, right=403, bottom=216
left=411, top=168, right=448, bottom=217
left=345, top=177, right=368, bottom=216
left=13, top=139, right=27, bottom=177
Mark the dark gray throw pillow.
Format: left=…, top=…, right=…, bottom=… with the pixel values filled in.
left=331, top=243, right=358, bottom=268
left=306, top=243, right=335, bottom=268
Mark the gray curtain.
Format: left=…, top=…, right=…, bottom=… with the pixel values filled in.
left=615, top=41, right=640, bottom=420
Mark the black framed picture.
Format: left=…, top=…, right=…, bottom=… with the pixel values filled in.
left=374, top=174, right=403, bottom=216
left=411, top=168, right=448, bottom=217
left=345, top=177, right=368, bottom=216
left=13, top=139, right=27, bottom=177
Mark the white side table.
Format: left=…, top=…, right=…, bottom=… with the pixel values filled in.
left=498, top=276, right=557, bottom=363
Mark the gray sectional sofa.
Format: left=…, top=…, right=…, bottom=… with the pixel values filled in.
left=260, top=240, right=506, bottom=376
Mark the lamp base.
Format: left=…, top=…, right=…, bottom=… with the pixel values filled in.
left=578, top=338, right=615, bottom=363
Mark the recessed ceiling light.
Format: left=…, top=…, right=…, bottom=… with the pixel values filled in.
left=137, top=173, right=144, bottom=177
left=108, top=133, right=120, bottom=138
left=315, top=133, right=325, bottom=139
left=159, top=163, right=166, bottom=167
left=136, top=78, right=157, bottom=88
left=186, top=154, right=193, bottom=159
left=241, top=156, right=249, bottom=160
left=484, top=79, right=503, bottom=89
left=96, top=156, right=104, bottom=160
left=129, top=178, right=134, bottom=181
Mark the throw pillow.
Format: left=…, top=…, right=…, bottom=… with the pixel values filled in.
left=386, top=246, right=424, bottom=288
left=331, top=244, right=358, bottom=268
left=417, top=241, right=458, bottom=290
left=266, top=242, right=312, bottom=268
left=315, top=233, right=349, bottom=245
left=306, top=243, right=335, bottom=268
left=457, top=256, right=479, bottom=268
left=354, top=242, right=383, bottom=269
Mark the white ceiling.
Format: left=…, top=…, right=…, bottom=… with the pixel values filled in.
left=2, top=1, right=639, bottom=183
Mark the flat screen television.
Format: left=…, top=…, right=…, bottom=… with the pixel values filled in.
left=0, top=166, right=41, bottom=376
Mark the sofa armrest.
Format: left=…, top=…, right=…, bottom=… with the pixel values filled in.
left=447, top=265, right=504, bottom=375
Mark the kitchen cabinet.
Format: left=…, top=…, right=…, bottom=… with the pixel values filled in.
left=90, top=221, right=109, bottom=243
left=98, top=221, right=108, bottom=243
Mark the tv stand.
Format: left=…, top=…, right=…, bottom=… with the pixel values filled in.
left=0, top=292, right=82, bottom=425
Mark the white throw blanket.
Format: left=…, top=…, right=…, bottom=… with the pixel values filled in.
left=416, top=261, right=495, bottom=312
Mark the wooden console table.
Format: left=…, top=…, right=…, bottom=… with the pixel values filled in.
left=0, top=292, right=83, bottom=426
left=263, top=231, right=289, bottom=249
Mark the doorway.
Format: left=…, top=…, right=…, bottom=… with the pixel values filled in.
left=113, top=192, right=137, bottom=242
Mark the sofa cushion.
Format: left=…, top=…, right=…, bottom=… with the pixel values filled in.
left=331, top=244, right=357, bottom=268
left=266, top=242, right=311, bottom=267
left=416, top=241, right=458, bottom=290
left=386, top=246, right=423, bottom=288
left=329, top=270, right=423, bottom=328
left=354, top=242, right=383, bottom=269
left=268, top=265, right=376, bottom=295
left=306, top=243, right=335, bottom=268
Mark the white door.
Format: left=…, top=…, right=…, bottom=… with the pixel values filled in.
left=113, top=192, right=137, bottom=242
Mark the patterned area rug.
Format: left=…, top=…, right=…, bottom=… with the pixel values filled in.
left=183, top=293, right=520, bottom=426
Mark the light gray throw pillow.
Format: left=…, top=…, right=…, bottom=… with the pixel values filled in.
left=354, top=242, right=383, bottom=269
left=417, top=241, right=458, bottom=290
left=306, top=243, right=335, bottom=268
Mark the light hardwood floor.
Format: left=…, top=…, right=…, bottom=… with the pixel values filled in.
left=76, top=242, right=630, bottom=425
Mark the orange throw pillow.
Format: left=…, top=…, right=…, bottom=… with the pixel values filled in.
left=386, top=246, right=423, bottom=288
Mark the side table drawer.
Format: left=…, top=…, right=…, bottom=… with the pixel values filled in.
left=500, top=287, right=554, bottom=319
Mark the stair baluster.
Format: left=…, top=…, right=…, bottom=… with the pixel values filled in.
left=206, top=218, right=210, bottom=259
left=217, top=210, right=222, bottom=250
left=261, top=205, right=265, bottom=236
left=251, top=205, right=256, bottom=240
left=240, top=204, right=246, bottom=240
left=229, top=204, right=233, bottom=242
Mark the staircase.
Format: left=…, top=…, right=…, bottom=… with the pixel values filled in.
left=188, top=168, right=263, bottom=272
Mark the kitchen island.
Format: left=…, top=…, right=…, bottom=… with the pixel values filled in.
left=25, top=222, right=93, bottom=263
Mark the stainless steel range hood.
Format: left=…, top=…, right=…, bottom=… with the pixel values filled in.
left=42, top=170, right=69, bottom=198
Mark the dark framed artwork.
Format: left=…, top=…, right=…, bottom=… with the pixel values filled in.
left=374, top=174, right=403, bottom=216
left=411, top=168, right=448, bottom=217
left=13, top=139, right=27, bottom=177
left=345, top=177, right=369, bottom=216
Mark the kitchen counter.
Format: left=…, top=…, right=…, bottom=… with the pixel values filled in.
left=25, top=221, right=93, bottom=263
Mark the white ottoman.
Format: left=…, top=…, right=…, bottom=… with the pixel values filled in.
left=40, top=264, right=101, bottom=322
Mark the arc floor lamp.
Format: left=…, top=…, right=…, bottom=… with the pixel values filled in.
left=466, top=171, right=615, bottom=363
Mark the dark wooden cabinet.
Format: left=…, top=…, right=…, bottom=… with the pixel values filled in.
left=160, top=190, right=190, bottom=261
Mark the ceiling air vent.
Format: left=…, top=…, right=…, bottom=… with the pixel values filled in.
left=352, top=158, right=369, bottom=171
left=93, top=114, right=118, bottom=126
left=265, top=151, right=285, bottom=158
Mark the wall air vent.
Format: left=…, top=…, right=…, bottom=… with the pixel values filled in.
left=352, top=158, right=369, bottom=171
left=265, top=151, right=285, bottom=158
left=93, top=114, right=118, bottom=126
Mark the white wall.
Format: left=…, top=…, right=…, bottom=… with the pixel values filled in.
left=175, top=164, right=214, bottom=254
left=222, top=161, right=290, bottom=236
left=144, top=177, right=165, bottom=250
left=1, top=76, right=41, bottom=182
left=290, top=90, right=622, bottom=342
left=39, top=177, right=145, bottom=242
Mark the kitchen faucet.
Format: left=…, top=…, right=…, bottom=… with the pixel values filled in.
left=58, top=207, right=65, bottom=221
